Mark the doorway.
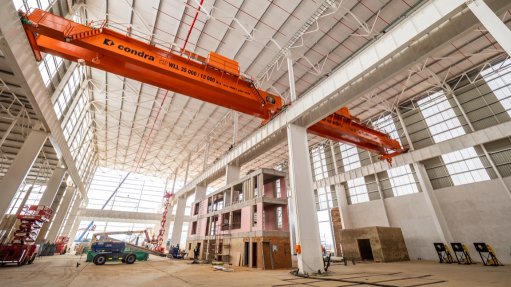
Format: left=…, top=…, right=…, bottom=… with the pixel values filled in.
left=252, top=242, right=258, bottom=268
left=357, top=239, right=374, bottom=260
left=243, top=242, right=249, bottom=266
left=262, top=242, right=273, bottom=269
left=196, top=242, right=201, bottom=260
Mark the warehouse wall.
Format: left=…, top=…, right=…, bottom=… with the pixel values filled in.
left=314, top=58, right=511, bottom=264
left=345, top=177, right=511, bottom=263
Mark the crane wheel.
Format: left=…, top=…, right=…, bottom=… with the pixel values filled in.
left=125, top=254, right=136, bottom=264
left=93, top=254, right=107, bottom=265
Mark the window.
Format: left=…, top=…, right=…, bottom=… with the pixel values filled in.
left=221, top=213, right=230, bottom=230
left=418, top=91, right=490, bottom=185
left=339, top=143, right=361, bottom=171
left=276, top=207, right=283, bottom=229
left=193, top=202, right=200, bottom=215
left=441, top=148, right=489, bottom=185
left=252, top=205, right=257, bottom=226
left=75, top=220, right=155, bottom=241
left=387, top=166, right=418, bottom=196
left=346, top=177, right=369, bottom=204
left=481, top=58, right=511, bottom=117
left=7, top=184, right=46, bottom=215
left=418, top=92, right=465, bottom=143
left=317, top=210, right=334, bottom=252
left=13, top=0, right=53, bottom=11
left=231, top=210, right=242, bottom=229
left=373, top=115, right=418, bottom=196
left=315, top=186, right=333, bottom=210
left=339, top=143, right=369, bottom=203
left=86, top=167, right=172, bottom=213
left=311, top=145, right=328, bottom=180
left=53, top=66, right=85, bottom=119
left=275, top=179, right=281, bottom=198
left=38, top=54, right=63, bottom=87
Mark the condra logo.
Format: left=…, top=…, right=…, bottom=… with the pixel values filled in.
left=103, top=39, right=155, bottom=62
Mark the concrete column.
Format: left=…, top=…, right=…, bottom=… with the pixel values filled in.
left=395, top=108, right=415, bottom=150
left=170, top=196, right=187, bottom=246
left=68, top=214, right=82, bottom=245
left=161, top=205, right=174, bottom=250
left=203, top=141, right=209, bottom=172
left=413, top=163, right=453, bottom=242
left=467, top=0, right=511, bottom=56
left=225, top=164, right=240, bottom=185
left=233, top=112, right=239, bottom=145
left=329, top=141, right=339, bottom=175
left=368, top=152, right=390, bottom=227
left=323, top=142, right=336, bottom=179
left=0, top=129, right=48, bottom=218
left=334, top=184, right=350, bottom=229
left=257, top=174, right=264, bottom=197
left=284, top=168, right=297, bottom=258
left=287, top=124, right=324, bottom=274
left=184, top=156, right=190, bottom=185
left=195, top=185, right=207, bottom=202
left=38, top=167, right=66, bottom=206
left=60, top=195, right=82, bottom=236
left=395, top=107, right=453, bottom=242
left=45, top=186, right=76, bottom=242
left=37, top=184, right=66, bottom=243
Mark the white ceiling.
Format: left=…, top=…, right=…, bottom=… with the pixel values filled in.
left=78, top=0, right=509, bottom=188
left=80, top=0, right=423, bottom=185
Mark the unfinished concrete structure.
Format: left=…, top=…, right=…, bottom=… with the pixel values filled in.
left=186, top=169, right=291, bottom=269
left=340, top=226, right=410, bottom=262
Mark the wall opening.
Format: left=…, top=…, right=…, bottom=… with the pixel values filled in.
left=357, top=239, right=374, bottom=261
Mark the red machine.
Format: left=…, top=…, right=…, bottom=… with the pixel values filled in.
left=20, top=9, right=407, bottom=162
left=0, top=205, right=52, bottom=266
left=54, top=236, right=69, bottom=255
left=154, top=192, right=173, bottom=253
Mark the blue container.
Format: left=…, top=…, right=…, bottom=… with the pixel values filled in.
left=91, top=242, right=125, bottom=253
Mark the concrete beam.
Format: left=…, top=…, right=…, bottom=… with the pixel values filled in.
left=38, top=167, right=66, bottom=206
left=468, top=0, right=511, bottom=56
left=80, top=209, right=161, bottom=222
left=60, top=195, right=82, bottom=236
left=45, top=186, right=75, bottom=242
left=170, top=196, right=187, bottom=246
left=225, top=164, right=240, bottom=185
left=0, top=129, right=48, bottom=217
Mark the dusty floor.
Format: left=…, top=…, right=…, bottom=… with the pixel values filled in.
left=0, top=254, right=510, bottom=287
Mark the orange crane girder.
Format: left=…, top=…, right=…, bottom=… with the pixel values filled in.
left=21, top=9, right=407, bottom=161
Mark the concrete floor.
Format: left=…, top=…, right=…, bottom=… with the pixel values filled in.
left=0, top=255, right=510, bottom=287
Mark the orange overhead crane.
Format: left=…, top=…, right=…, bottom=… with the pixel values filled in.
left=21, top=9, right=406, bottom=161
